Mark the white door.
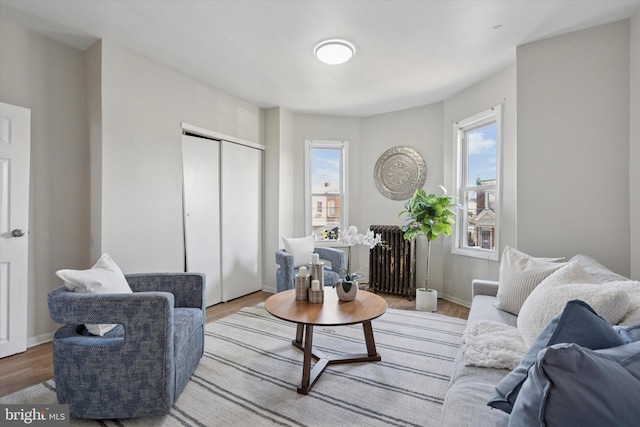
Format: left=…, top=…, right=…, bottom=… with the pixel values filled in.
left=0, top=102, right=31, bottom=358
left=182, top=135, right=222, bottom=306
left=221, top=141, right=262, bottom=301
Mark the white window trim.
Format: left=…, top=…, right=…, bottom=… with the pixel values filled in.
left=304, top=140, right=349, bottom=239
left=452, top=105, right=502, bottom=261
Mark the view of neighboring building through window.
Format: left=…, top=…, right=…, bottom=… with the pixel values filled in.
left=305, top=140, right=347, bottom=240
left=454, top=106, right=501, bottom=260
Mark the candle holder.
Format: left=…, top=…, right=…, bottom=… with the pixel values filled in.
left=308, top=288, right=324, bottom=304
left=295, top=274, right=310, bottom=301
left=309, top=261, right=325, bottom=290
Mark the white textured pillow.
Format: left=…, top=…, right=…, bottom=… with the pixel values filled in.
left=282, top=235, right=315, bottom=267
left=56, top=253, right=132, bottom=336
left=607, top=280, right=640, bottom=326
left=494, top=247, right=565, bottom=315
left=518, top=262, right=630, bottom=347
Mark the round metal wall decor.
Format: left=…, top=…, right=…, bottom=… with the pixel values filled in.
left=374, top=146, right=426, bottom=200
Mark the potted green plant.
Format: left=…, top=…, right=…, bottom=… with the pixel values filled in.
left=398, top=186, right=460, bottom=311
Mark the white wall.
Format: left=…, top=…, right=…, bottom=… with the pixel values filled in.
left=517, top=20, right=631, bottom=276
left=263, top=107, right=281, bottom=292
left=360, top=104, right=444, bottom=287
left=263, top=107, right=296, bottom=291
left=631, top=11, right=640, bottom=281
left=93, top=41, right=263, bottom=273
left=0, top=19, right=89, bottom=343
left=442, top=65, right=517, bottom=306
left=86, top=41, right=102, bottom=264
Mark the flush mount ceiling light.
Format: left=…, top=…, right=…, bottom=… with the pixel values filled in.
left=314, top=39, right=355, bottom=65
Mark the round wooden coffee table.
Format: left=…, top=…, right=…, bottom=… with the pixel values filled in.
left=264, top=288, right=388, bottom=394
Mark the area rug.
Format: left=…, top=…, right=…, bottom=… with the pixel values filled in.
left=0, top=304, right=466, bottom=427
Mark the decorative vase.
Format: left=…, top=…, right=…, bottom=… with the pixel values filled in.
left=416, top=288, right=437, bottom=312
left=336, top=280, right=358, bottom=301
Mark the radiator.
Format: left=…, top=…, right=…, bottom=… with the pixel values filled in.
left=368, top=225, right=416, bottom=299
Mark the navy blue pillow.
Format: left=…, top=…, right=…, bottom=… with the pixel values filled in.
left=488, top=300, right=625, bottom=414
left=509, top=342, right=640, bottom=427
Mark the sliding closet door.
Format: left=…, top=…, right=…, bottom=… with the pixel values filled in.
left=221, top=141, right=262, bottom=301
left=182, top=135, right=222, bottom=306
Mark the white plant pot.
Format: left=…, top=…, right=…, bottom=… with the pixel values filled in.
left=416, top=288, right=437, bottom=312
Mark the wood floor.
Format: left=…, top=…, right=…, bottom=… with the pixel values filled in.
left=0, top=290, right=469, bottom=398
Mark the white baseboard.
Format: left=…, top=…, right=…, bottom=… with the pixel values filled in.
left=261, top=284, right=276, bottom=294
left=27, top=331, right=54, bottom=348
left=440, top=293, right=471, bottom=309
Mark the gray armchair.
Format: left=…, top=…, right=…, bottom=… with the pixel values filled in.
left=275, top=247, right=346, bottom=292
left=47, top=273, right=205, bottom=419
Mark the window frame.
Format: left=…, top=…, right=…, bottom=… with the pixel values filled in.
left=452, top=105, right=502, bottom=261
left=304, top=140, right=349, bottom=241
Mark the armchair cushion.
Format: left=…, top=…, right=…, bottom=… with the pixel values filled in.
left=55, top=253, right=132, bottom=336
left=282, top=235, right=315, bottom=267
left=174, top=308, right=205, bottom=352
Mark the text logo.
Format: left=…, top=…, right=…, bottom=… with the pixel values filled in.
left=1, top=405, right=69, bottom=426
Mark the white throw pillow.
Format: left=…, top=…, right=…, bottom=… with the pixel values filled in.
left=494, top=246, right=565, bottom=315
left=55, top=253, right=132, bottom=336
left=282, top=235, right=315, bottom=267
left=607, top=280, right=640, bottom=326
left=518, top=262, right=630, bottom=347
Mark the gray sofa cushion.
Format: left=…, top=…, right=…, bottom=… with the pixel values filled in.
left=440, top=293, right=516, bottom=427
left=441, top=353, right=511, bottom=427
left=468, top=295, right=518, bottom=327
left=509, top=341, right=640, bottom=427
left=569, top=254, right=629, bottom=283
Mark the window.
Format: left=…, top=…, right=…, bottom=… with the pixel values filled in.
left=305, top=140, right=348, bottom=240
left=453, top=106, right=501, bottom=260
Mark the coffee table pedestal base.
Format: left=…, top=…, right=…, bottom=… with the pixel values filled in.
left=293, top=322, right=381, bottom=394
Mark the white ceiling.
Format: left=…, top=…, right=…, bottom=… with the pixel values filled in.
left=1, top=0, right=639, bottom=117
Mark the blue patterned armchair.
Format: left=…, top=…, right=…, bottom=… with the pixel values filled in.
left=47, top=273, right=205, bottom=419
left=275, top=247, right=346, bottom=292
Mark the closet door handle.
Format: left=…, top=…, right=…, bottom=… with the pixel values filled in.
left=11, top=229, right=25, bottom=238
